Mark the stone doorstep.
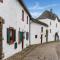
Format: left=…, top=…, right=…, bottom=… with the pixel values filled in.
left=5, top=45, right=37, bottom=60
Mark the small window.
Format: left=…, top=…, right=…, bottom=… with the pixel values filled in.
left=50, top=29, right=51, bottom=33
left=22, top=10, right=24, bottom=21
left=56, top=23, right=57, bottom=27
left=41, top=27, right=43, bottom=32
left=35, top=35, right=37, bottom=38
left=0, top=0, right=3, bottom=3
left=27, top=16, right=28, bottom=24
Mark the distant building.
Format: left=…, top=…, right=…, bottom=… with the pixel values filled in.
left=30, top=19, right=48, bottom=45
left=0, top=0, right=31, bottom=59
left=37, top=10, right=60, bottom=42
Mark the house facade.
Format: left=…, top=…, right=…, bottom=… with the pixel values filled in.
left=0, top=0, right=31, bottom=59
left=37, top=10, right=60, bottom=42
left=30, top=19, right=48, bottom=45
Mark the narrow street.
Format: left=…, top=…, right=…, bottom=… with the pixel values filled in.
left=6, top=41, right=60, bottom=60
left=23, top=42, right=60, bottom=60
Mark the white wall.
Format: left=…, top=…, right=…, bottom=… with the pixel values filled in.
left=0, top=0, right=30, bottom=59
left=30, top=21, right=47, bottom=45
left=39, top=18, right=60, bottom=41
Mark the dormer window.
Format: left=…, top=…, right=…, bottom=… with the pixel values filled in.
left=0, top=0, right=3, bottom=3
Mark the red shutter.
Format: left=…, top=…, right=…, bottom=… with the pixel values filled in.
left=11, top=30, right=14, bottom=44
left=18, top=31, right=20, bottom=44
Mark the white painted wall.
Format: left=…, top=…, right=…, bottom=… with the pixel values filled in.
left=30, top=21, right=47, bottom=45
left=0, top=0, right=30, bottom=59
left=39, top=18, right=60, bottom=41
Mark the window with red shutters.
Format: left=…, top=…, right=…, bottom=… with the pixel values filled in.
left=7, top=27, right=16, bottom=45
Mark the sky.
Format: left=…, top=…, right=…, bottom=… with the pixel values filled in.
left=23, top=0, right=60, bottom=18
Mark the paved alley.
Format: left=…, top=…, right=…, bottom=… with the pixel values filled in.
left=23, top=42, right=60, bottom=60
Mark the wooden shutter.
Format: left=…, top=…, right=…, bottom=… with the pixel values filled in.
left=18, top=31, right=20, bottom=43
left=14, top=30, right=16, bottom=41
left=7, top=28, right=10, bottom=44
left=22, top=10, right=24, bottom=21
left=20, top=32, right=23, bottom=42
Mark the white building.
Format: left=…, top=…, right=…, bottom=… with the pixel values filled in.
left=0, top=0, right=31, bottom=59
left=37, top=10, right=60, bottom=42
left=30, top=10, right=60, bottom=45
left=30, top=19, right=48, bottom=45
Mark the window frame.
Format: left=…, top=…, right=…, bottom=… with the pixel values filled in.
left=7, top=27, right=16, bottom=45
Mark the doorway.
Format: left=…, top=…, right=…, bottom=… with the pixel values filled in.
left=55, top=32, right=59, bottom=41
left=22, top=32, right=24, bottom=49
left=46, top=30, right=48, bottom=43
left=41, top=34, right=43, bottom=44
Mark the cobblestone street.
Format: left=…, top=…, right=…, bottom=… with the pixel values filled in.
left=5, top=41, right=60, bottom=60
left=23, top=42, right=60, bottom=60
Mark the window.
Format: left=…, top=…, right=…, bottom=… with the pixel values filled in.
left=27, top=16, right=28, bottom=24
left=50, top=22, right=51, bottom=25
left=41, top=27, right=43, bottom=32
left=50, top=29, right=51, bottom=33
left=22, top=10, right=24, bottom=21
left=0, top=0, right=3, bottom=3
left=26, top=32, right=29, bottom=40
left=56, top=23, right=57, bottom=27
left=7, top=27, right=16, bottom=45
left=35, top=35, right=37, bottom=38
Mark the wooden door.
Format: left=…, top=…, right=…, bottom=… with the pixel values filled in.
left=41, top=34, right=43, bottom=44
left=22, top=32, right=24, bottom=49
left=46, top=30, right=48, bottom=43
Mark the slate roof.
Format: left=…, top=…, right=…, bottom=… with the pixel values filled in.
left=37, top=10, right=60, bottom=21
left=18, top=0, right=32, bottom=18
left=31, top=18, right=48, bottom=27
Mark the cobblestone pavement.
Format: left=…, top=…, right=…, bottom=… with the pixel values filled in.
left=5, top=41, right=60, bottom=60
left=23, top=42, right=60, bottom=60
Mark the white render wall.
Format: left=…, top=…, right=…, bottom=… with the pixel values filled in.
left=30, top=21, right=47, bottom=45
left=0, top=0, right=30, bottom=59
left=39, top=18, right=60, bottom=41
